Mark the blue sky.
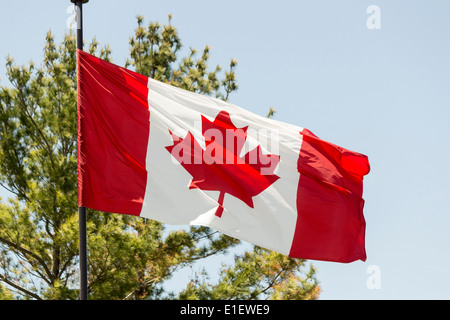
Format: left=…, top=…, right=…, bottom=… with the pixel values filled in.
left=1, top=0, right=450, bottom=299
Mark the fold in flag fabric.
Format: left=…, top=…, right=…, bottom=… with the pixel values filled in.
left=77, top=49, right=370, bottom=263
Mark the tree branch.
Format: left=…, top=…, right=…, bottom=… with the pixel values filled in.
left=16, top=89, right=54, bottom=165
left=0, top=235, right=53, bottom=284
left=0, top=273, right=42, bottom=300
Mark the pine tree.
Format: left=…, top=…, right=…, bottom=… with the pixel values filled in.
left=0, top=16, right=320, bottom=300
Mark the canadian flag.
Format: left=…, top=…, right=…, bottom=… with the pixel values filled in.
left=77, top=50, right=370, bottom=263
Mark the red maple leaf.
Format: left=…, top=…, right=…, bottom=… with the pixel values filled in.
left=166, top=111, right=281, bottom=218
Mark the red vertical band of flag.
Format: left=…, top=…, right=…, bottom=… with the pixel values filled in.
left=77, top=49, right=150, bottom=216
left=289, top=129, right=370, bottom=262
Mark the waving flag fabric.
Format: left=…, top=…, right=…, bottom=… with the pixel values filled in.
left=77, top=49, right=370, bottom=263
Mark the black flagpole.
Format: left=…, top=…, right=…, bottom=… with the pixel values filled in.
left=71, top=0, right=89, bottom=301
